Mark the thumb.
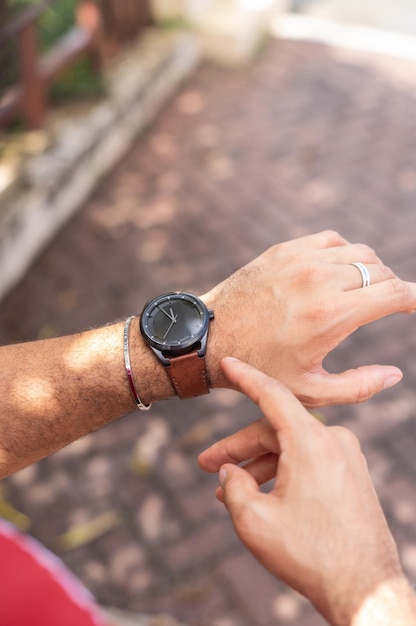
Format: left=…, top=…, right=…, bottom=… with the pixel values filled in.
left=219, top=463, right=260, bottom=517
left=304, top=365, right=403, bottom=407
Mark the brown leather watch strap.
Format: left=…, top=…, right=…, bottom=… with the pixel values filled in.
left=166, top=352, right=210, bottom=400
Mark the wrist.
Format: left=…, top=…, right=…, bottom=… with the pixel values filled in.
left=348, top=576, right=416, bottom=626
left=200, top=290, right=234, bottom=390
left=127, top=316, right=176, bottom=405
left=127, top=289, right=224, bottom=403
left=318, top=573, right=414, bottom=626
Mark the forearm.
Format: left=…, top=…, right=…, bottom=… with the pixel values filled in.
left=2, top=229, right=415, bottom=476
left=0, top=287, right=229, bottom=477
left=0, top=318, right=174, bottom=477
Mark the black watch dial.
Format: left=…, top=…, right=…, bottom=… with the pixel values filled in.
left=140, top=292, right=213, bottom=355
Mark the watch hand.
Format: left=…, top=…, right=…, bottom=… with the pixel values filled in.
left=170, top=308, right=178, bottom=322
left=158, top=306, right=175, bottom=322
left=163, top=319, right=176, bottom=339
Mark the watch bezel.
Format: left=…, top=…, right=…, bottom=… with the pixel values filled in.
left=140, top=292, right=212, bottom=357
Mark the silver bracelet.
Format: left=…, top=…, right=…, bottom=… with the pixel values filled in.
left=123, top=316, right=152, bottom=411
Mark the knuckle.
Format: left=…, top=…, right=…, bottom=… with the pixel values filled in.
left=264, top=242, right=284, bottom=264
left=331, top=426, right=361, bottom=451
left=256, top=419, right=277, bottom=454
left=304, top=297, right=337, bottom=326
left=294, top=262, right=330, bottom=290
left=387, top=278, right=411, bottom=309
left=298, top=263, right=319, bottom=285
left=290, top=376, right=320, bottom=407
left=233, top=502, right=259, bottom=537
left=359, top=450, right=369, bottom=470
left=320, top=229, right=343, bottom=244
left=352, top=243, right=378, bottom=262
left=296, top=392, right=317, bottom=408
left=294, top=379, right=330, bottom=409
left=353, top=377, right=376, bottom=404
left=379, top=264, right=396, bottom=280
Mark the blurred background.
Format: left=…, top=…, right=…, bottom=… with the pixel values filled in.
left=1, top=2, right=416, bottom=625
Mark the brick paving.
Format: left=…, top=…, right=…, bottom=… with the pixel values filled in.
left=1, top=35, right=416, bottom=626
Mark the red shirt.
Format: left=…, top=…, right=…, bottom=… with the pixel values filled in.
left=0, top=520, right=108, bottom=626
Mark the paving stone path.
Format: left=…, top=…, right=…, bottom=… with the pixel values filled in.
left=1, top=36, right=416, bottom=626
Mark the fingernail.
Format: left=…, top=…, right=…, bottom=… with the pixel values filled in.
left=219, top=467, right=227, bottom=486
left=383, top=372, right=403, bottom=390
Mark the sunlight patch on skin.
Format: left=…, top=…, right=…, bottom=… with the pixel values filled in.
left=352, top=579, right=416, bottom=625
left=63, top=330, right=119, bottom=372
left=10, top=376, right=59, bottom=415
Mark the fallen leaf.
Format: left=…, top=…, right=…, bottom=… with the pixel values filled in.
left=54, top=510, right=122, bottom=552
left=0, top=496, right=31, bottom=532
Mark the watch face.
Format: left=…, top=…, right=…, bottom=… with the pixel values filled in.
left=140, top=292, right=211, bottom=355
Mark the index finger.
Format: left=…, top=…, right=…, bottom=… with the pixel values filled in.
left=220, top=358, right=324, bottom=443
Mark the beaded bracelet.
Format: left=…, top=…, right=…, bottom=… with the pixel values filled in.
left=123, top=316, right=152, bottom=411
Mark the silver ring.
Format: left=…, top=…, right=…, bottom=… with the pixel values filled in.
left=351, top=262, right=371, bottom=288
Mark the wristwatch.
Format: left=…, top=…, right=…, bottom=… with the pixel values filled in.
left=139, top=292, right=214, bottom=400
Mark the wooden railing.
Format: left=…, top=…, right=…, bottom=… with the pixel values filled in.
left=0, top=0, right=152, bottom=131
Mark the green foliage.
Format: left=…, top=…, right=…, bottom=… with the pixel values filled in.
left=1, top=0, right=102, bottom=107
left=38, top=0, right=77, bottom=50
left=50, top=57, right=104, bottom=102
left=157, top=16, right=189, bottom=31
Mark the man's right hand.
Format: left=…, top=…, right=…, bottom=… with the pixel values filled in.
left=200, top=358, right=416, bottom=626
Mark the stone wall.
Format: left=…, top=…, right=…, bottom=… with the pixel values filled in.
left=0, top=30, right=200, bottom=301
